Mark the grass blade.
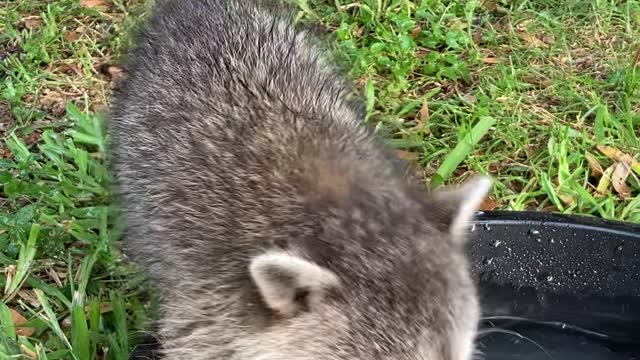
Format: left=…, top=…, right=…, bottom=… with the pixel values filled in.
left=110, top=292, right=129, bottom=358
left=4, top=224, right=40, bottom=301
left=432, top=116, right=496, bottom=187
left=0, top=303, right=17, bottom=340
left=34, top=289, right=78, bottom=360
left=71, top=291, right=90, bottom=360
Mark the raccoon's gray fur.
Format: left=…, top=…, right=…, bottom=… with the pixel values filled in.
left=109, top=0, right=491, bottom=359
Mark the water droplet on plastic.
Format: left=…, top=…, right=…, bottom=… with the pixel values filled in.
left=529, top=229, right=540, bottom=236
left=546, top=275, right=554, bottom=283
left=483, top=257, right=494, bottom=266
left=470, top=224, right=476, bottom=232
left=536, top=238, right=542, bottom=243
left=616, top=245, right=623, bottom=252
left=484, top=223, right=491, bottom=231
left=492, top=240, right=502, bottom=248
left=549, top=238, right=556, bottom=244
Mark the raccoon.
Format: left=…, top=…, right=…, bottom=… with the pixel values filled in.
left=109, top=0, right=491, bottom=359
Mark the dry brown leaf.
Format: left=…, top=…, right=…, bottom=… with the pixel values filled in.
left=63, top=31, right=81, bottom=42
left=585, top=152, right=604, bottom=177
left=394, top=150, right=419, bottom=162
left=39, top=89, right=66, bottom=116
left=462, top=94, right=477, bottom=104
left=524, top=75, right=551, bottom=88
left=411, top=25, right=422, bottom=38
left=0, top=101, right=15, bottom=132
left=46, top=267, right=64, bottom=288
left=558, top=192, right=575, bottom=207
left=17, top=289, right=41, bottom=308
left=541, top=34, right=555, bottom=45
left=516, top=19, right=533, bottom=32
left=481, top=0, right=499, bottom=11
left=518, top=33, right=547, bottom=48
left=57, top=62, right=84, bottom=77
left=99, top=64, right=125, bottom=84
left=0, top=146, right=12, bottom=159
left=10, top=308, right=36, bottom=337
left=482, top=57, right=501, bottom=64
left=24, top=131, right=41, bottom=146
left=597, top=145, right=640, bottom=175
left=611, top=162, right=631, bottom=199
left=597, top=145, right=633, bottom=163
left=596, top=165, right=614, bottom=196
left=633, top=44, right=640, bottom=68
left=80, top=0, right=109, bottom=10
left=479, top=197, right=498, bottom=211
left=20, top=344, right=37, bottom=360
left=20, top=16, right=43, bottom=30
left=10, top=308, right=27, bottom=325
left=417, top=101, right=429, bottom=125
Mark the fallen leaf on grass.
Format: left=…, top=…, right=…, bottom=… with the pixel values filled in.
left=517, top=32, right=547, bottom=48
left=99, top=64, right=125, bottom=84
left=38, top=89, right=70, bottom=116
left=597, top=145, right=640, bottom=175
left=515, top=19, right=534, bottom=32
left=20, top=345, right=37, bottom=360
left=19, top=16, right=43, bottom=30
left=524, top=75, right=552, bottom=88
left=585, top=152, right=604, bottom=177
left=417, top=101, right=429, bottom=127
left=394, top=150, right=419, bottom=162
left=612, top=162, right=632, bottom=199
left=80, top=0, right=110, bottom=10
left=479, top=197, right=498, bottom=211
left=18, top=289, right=41, bottom=308
left=596, top=165, right=614, bottom=196
left=558, top=192, right=576, bottom=207
left=411, top=25, right=422, bottom=38
left=23, top=131, right=41, bottom=147
left=482, top=57, right=501, bottom=64
left=541, top=34, right=555, bottom=46
left=462, top=94, right=477, bottom=104
left=0, top=146, right=12, bottom=159
left=63, top=30, right=81, bottom=42
left=10, top=308, right=36, bottom=337
left=0, top=101, right=15, bottom=132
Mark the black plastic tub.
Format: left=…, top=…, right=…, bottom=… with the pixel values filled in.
left=130, top=210, right=640, bottom=359
left=470, top=211, right=640, bottom=360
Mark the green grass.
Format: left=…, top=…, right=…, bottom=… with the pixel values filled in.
left=1, top=0, right=639, bottom=358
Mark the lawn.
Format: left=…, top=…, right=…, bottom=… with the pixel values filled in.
left=1, top=0, right=639, bottom=358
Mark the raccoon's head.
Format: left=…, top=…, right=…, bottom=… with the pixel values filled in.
left=241, top=177, right=490, bottom=360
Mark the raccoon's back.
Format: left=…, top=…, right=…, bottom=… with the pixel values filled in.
left=108, top=0, right=390, bottom=282
left=112, top=0, right=360, bottom=130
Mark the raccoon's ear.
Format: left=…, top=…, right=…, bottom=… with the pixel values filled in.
left=249, top=251, right=340, bottom=317
left=430, top=176, right=492, bottom=240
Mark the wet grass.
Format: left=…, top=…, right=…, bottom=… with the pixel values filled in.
left=1, top=0, right=639, bottom=358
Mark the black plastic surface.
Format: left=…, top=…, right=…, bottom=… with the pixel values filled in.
left=129, top=211, right=640, bottom=359
left=470, top=211, right=640, bottom=359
